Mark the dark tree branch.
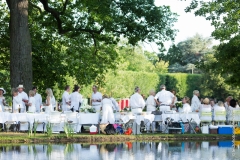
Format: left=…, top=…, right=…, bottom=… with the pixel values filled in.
left=29, top=1, right=42, bottom=13
left=61, top=0, right=69, bottom=14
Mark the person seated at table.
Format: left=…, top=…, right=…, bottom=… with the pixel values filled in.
left=45, top=88, right=55, bottom=113
left=70, top=85, right=83, bottom=112
left=213, top=101, right=225, bottom=123
left=0, top=88, right=6, bottom=112
left=227, top=99, right=240, bottom=124
left=12, top=88, right=22, bottom=113
left=27, top=90, right=36, bottom=113
left=200, top=98, right=211, bottom=110
left=101, top=95, right=115, bottom=124
left=145, top=89, right=157, bottom=133
left=182, top=96, right=192, bottom=113
left=130, top=86, right=145, bottom=114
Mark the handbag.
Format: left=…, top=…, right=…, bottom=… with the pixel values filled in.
left=104, top=124, right=116, bottom=135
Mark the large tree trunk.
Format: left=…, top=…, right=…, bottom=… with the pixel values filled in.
left=7, top=0, right=32, bottom=93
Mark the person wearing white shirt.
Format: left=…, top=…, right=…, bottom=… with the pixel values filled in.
left=110, top=97, right=119, bottom=112
left=62, top=85, right=71, bottom=111
left=70, top=85, right=83, bottom=112
left=154, top=85, right=174, bottom=112
left=32, top=86, right=42, bottom=113
left=17, top=85, right=28, bottom=113
left=182, top=96, right=192, bottom=113
left=12, top=88, right=22, bottom=113
left=145, top=90, right=157, bottom=132
left=91, top=85, right=102, bottom=112
left=45, top=88, right=55, bottom=113
left=130, top=86, right=145, bottom=114
left=0, top=88, right=6, bottom=112
left=101, top=95, right=115, bottom=124
left=27, top=90, right=36, bottom=113
left=227, top=99, right=240, bottom=124
left=191, top=90, right=201, bottom=113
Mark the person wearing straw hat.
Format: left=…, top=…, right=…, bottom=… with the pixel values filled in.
left=17, top=85, right=28, bottom=112
left=0, top=88, right=6, bottom=112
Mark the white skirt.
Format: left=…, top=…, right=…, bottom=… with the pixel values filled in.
left=101, top=104, right=115, bottom=124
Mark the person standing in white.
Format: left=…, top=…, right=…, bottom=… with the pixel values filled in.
left=32, top=86, right=42, bottom=112
left=130, top=86, right=145, bottom=114
left=0, top=88, right=6, bottom=112
left=110, top=97, right=120, bottom=112
left=182, top=96, right=192, bottom=113
left=191, top=90, right=201, bottom=113
left=45, top=88, right=54, bottom=113
left=62, top=85, right=71, bottom=111
left=70, top=85, right=83, bottom=112
left=17, top=85, right=28, bottom=113
left=27, top=90, right=36, bottom=113
left=101, top=95, right=115, bottom=124
left=12, top=88, right=22, bottom=113
left=91, top=85, right=102, bottom=112
left=145, top=89, right=157, bottom=132
left=154, top=85, right=174, bottom=112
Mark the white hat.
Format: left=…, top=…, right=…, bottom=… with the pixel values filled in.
left=17, top=84, right=25, bottom=89
left=0, top=88, right=6, bottom=94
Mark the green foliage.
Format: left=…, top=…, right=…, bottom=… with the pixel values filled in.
left=63, top=123, right=74, bottom=138
left=46, top=123, right=52, bottom=137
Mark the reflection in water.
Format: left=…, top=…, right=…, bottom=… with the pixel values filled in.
left=0, top=141, right=239, bottom=160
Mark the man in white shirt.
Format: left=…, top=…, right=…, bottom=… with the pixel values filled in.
left=130, top=86, right=145, bottom=114
left=191, top=90, right=201, bottom=113
left=17, top=85, right=28, bottom=112
left=62, top=85, right=71, bottom=111
left=154, top=85, right=174, bottom=112
left=91, top=85, right=102, bottom=112
left=32, top=86, right=42, bottom=113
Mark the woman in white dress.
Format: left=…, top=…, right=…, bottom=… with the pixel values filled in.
left=12, top=88, right=22, bottom=113
left=146, top=90, right=156, bottom=112
left=182, top=96, right=192, bottom=113
left=101, top=95, right=115, bottom=124
left=27, top=90, right=36, bottom=112
left=0, top=88, right=6, bottom=112
left=70, top=85, right=83, bottom=112
left=45, top=88, right=54, bottom=113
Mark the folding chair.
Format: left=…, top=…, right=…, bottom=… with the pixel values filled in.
left=228, top=109, right=240, bottom=125
left=200, top=108, right=212, bottom=126
left=214, top=110, right=226, bottom=125
left=17, top=114, right=30, bottom=132
left=64, top=111, right=79, bottom=133
left=48, top=111, right=62, bottom=133
left=4, top=121, right=17, bottom=132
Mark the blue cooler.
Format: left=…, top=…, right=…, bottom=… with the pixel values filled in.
left=218, top=141, right=232, bottom=147
left=218, top=125, right=233, bottom=134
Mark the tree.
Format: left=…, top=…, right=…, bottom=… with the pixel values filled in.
left=186, top=0, right=240, bottom=86
left=2, top=0, right=178, bottom=92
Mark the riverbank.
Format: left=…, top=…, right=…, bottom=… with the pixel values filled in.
left=0, top=132, right=239, bottom=144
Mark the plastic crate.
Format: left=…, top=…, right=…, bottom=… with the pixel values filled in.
left=218, top=125, right=233, bottom=134
left=209, top=125, right=218, bottom=134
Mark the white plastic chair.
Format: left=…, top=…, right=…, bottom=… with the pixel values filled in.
left=64, top=111, right=79, bottom=133
left=213, top=107, right=226, bottom=125
left=17, top=114, right=30, bottom=131
left=228, top=108, right=240, bottom=125
left=200, top=107, right=212, bottom=126
left=48, top=111, right=62, bottom=133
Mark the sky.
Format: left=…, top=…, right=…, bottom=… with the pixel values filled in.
left=142, top=0, right=217, bottom=53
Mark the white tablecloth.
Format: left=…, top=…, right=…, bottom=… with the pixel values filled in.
left=78, top=113, right=100, bottom=125
left=162, top=113, right=201, bottom=125
left=120, top=113, right=155, bottom=125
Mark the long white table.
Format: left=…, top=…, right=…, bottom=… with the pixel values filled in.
left=78, top=113, right=100, bottom=133
left=162, top=113, right=201, bottom=125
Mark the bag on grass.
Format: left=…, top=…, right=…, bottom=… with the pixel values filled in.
left=104, top=124, right=116, bottom=135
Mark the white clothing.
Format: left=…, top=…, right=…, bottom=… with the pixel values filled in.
left=154, top=89, right=174, bottom=105
left=110, top=97, right=119, bottom=111
left=34, top=93, right=42, bottom=113
left=146, top=95, right=156, bottom=112
left=18, top=91, right=28, bottom=112
left=130, top=93, right=145, bottom=110
left=51, top=96, right=56, bottom=111
left=131, top=108, right=143, bottom=114
left=28, top=97, right=36, bottom=113
left=191, top=95, right=201, bottom=112
left=182, top=103, right=192, bottom=113
left=45, top=97, right=53, bottom=113
left=93, top=105, right=101, bottom=112
left=62, top=91, right=70, bottom=111
left=213, top=106, right=226, bottom=121
left=70, top=92, right=83, bottom=111
left=0, top=96, right=5, bottom=112
left=174, top=96, right=178, bottom=104
left=200, top=104, right=211, bottom=111
left=91, top=92, right=102, bottom=106
left=13, top=95, right=22, bottom=112
left=101, top=98, right=115, bottom=124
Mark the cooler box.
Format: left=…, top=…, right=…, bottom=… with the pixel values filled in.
left=201, top=126, right=209, bottom=134
left=218, top=141, right=232, bottom=147
left=90, top=125, right=98, bottom=134
left=209, top=125, right=218, bottom=134
left=218, top=125, right=233, bottom=134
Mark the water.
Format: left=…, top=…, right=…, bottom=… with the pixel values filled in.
left=0, top=141, right=240, bottom=160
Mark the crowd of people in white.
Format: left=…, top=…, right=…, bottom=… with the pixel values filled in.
left=0, top=84, right=239, bottom=130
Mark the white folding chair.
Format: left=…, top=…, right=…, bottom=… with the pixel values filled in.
left=228, top=109, right=240, bottom=125
left=17, top=114, right=30, bottom=132
left=200, top=108, right=212, bottom=126
left=64, top=111, right=79, bottom=133
left=214, top=108, right=226, bottom=125
left=48, top=111, right=62, bottom=133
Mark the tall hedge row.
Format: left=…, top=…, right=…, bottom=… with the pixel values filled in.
left=80, top=71, right=203, bottom=99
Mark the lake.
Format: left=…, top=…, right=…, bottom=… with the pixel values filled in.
left=0, top=141, right=240, bottom=160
